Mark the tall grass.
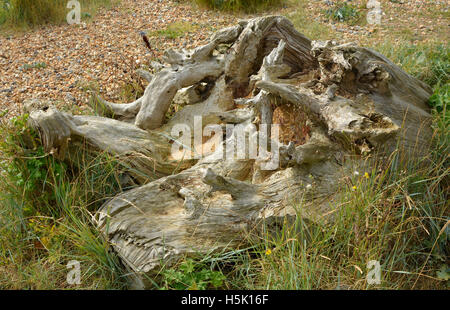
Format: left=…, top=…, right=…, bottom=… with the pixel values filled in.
left=0, top=0, right=115, bottom=29
left=377, top=43, right=450, bottom=89
left=4, top=0, right=67, bottom=27
left=0, top=115, right=129, bottom=289
left=325, top=1, right=361, bottom=25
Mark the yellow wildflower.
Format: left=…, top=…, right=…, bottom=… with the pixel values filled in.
left=265, top=249, right=272, bottom=256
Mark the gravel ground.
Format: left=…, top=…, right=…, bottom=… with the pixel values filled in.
left=0, top=0, right=236, bottom=117
left=0, top=0, right=448, bottom=118
left=322, top=0, right=449, bottom=44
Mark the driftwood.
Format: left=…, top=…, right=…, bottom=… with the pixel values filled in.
left=26, top=16, right=432, bottom=287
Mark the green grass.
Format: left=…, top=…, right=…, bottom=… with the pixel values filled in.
left=286, top=1, right=333, bottom=40
left=232, top=144, right=448, bottom=289
left=193, top=0, right=284, bottom=13
left=0, top=115, right=130, bottom=289
left=376, top=43, right=450, bottom=89
left=0, top=0, right=117, bottom=30
left=20, top=62, right=47, bottom=71
left=325, top=1, right=361, bottom=25
left=1, top=0, right=67, bottom=27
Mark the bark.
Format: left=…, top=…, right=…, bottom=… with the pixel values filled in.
left=26, top=16, right=432, bottom=287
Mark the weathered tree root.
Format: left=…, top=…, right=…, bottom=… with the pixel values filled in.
left=26, top=16, right=432, bottom=287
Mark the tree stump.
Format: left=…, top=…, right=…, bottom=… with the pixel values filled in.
left=27, top=16, right=433, bottom=287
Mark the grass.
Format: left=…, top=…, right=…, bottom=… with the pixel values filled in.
left=0, top=0, right=117, bottom=31
left=325, top=1, right=361, bottom=25
left=192, top=0, right=284, bottom=13
left=148, top=21, right=198, bottom=40
left=285, top=2, right=331, bottom=40
left=119, top=78, right=145, bottom=103
left=376, top=43, right=449, bottom=89
left=0, top=115, right=130, bottom=289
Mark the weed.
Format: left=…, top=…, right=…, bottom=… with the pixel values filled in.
left=118, top=70, right=145, bottom=102
left=429, top=83, right=449, bottom=114
left=325, top=2, right=361, bottom=25
left=160, top=258, right=226, bottom=290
